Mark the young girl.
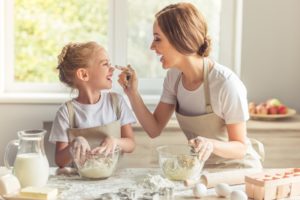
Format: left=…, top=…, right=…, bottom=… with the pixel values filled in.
left=49, top=41, right=136, bottom=168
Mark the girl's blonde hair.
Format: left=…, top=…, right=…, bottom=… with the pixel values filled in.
left=57, top=41, right=100, bottom=88
left=155, top=2, right=211, bottom=57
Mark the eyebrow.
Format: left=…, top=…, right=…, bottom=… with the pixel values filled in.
left=153, top=33, right=160, bottom=36
left=99, top=59, right=109, bottom=64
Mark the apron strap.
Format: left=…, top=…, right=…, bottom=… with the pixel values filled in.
left=66, top=100, right=75, bottom=128
left=174, top=72, right=181, bottom=110
left=110, top=92, right=121, bottom=120
left=249, top=138, right=265, bottom=161
left=203, top=58, right=213, bottom=113
left=174, top=58, right=213, bottom=113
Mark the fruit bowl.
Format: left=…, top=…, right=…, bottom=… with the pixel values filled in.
left=249, top=99, right=296, bottom=120
left=74, top=147, right=120, bottom=179
left=250, top=108, right=296, bottom=120
left=156, top=145, right=204, bottom=181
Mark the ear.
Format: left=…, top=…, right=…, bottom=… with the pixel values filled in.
left=76, top=68, right=89, bottom=81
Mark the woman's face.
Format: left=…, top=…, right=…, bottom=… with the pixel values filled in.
left=86, top=47, right=114, bottom=90
left=150, top=20, right=182, bottom=69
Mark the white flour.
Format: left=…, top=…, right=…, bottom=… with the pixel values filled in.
left=140, top=174, right=175, bottom=192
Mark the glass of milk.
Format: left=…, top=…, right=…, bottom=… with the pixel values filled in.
left=4, top=129, right=49, bottom=187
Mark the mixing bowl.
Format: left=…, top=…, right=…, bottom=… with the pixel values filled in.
left=156, top=145, right=204, bottom=181
left=74, top=147, right=120, bottom=179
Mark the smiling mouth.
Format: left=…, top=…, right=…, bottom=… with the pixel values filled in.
left=107, top=75, right=112, bottom=81
left=157, top=53, right=164, bottom=62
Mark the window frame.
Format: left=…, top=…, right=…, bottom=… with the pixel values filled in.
left=0, top=0, right=243, bottom=102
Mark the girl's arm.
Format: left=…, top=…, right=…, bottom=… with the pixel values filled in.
left=117, top=123, right=135, bottom=153
left=55, top=142, right=73, bottom=168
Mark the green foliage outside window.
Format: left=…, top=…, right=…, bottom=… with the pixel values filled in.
left=14, top=0, right=108, bottom=83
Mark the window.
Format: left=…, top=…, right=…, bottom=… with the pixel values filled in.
left=0, top=0, right=242, bottom=98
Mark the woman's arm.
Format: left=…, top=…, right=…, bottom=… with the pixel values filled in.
left=119, top=66, right=175, bottom=138
left=190, top=122, right=248, bottom=160
left=128, top=91, right=175, bottom=138
left=209, top=122, right=248, bottom=159
left=55, top=142, right=73, bottom=168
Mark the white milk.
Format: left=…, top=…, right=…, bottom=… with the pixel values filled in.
left=13, top=153, right=49, bottom=187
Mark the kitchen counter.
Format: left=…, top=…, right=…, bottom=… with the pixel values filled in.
left=247, top=114, right=300, bottom=131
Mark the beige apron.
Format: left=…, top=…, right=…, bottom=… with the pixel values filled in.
left=175, top=59, right=264, bottom=169
left=66, top=92, right=121, bottom=149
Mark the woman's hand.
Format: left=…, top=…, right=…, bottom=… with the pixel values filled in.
left=117, top=65, right=138, bottom=95
left=91, top=136, right=118, bottom=156
left=189, top=136, right=214, bottom=161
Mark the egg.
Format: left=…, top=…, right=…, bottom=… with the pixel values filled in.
left=215, top=183, right=232, bottom=197
left=230, top=190, right=248, bottom=200
left=193, top=183, right=207, bottom=198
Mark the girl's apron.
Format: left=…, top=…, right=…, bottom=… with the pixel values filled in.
left=66, top=92, right=121, bottom=149
left=175, top=59, right=264, bottom=169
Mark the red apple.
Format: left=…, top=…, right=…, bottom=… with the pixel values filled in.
left=278, top=105, right=288, bottom=114
left=267, top=105, right=278, bottom=115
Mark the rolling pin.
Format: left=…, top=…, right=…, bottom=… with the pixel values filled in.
left=185, top=168, right=262, bottom=188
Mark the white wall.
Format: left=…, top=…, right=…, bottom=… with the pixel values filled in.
left=241, top=0, right=300, bottom=110
left=1, top=0, right=300, bottom=166
left=0, top=104, right=59, bottom=166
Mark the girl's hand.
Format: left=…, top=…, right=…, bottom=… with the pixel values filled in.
left=189, top=136, right=214, bottom=161
left=70, top=136, right=91, bottom=162
left=91, top=136, right=118, bottom=156
left=116, top=65, right=138, bottom=95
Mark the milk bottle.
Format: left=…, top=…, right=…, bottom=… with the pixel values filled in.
left=4, top=129, right=49, bottom=187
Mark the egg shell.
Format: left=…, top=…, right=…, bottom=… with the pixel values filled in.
left=230, top=190, right=248, bottom=200
left=215, top=183, right=231, bottom=197
left=193, top=183, right=207, bottom=198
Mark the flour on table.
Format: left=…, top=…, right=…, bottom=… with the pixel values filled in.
left=140, top=174, right=175, bottom=192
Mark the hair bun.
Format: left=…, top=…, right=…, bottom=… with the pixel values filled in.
left=57, top=43, right=79, bottom=65
left=198, top=37, right=211, bottom=57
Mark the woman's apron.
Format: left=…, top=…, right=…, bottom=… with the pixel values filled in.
left=66, top=92, right=121, bottom=149
left=175, top=59, right=264, bottom=169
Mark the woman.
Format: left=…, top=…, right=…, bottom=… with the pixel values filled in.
left=118, top=2, right=263, bottom=168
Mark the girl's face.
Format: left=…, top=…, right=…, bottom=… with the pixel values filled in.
left=150, top=20, right=182, bottom=69
left=86, top=47, right=114, bottom=90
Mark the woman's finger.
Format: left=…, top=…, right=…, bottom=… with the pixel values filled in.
left=114, top=65, right=127, bottom=71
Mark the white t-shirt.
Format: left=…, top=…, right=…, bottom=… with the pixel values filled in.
left=49, top=92, right=136, bottom=143
left=160, top=62, right=249, bottom=124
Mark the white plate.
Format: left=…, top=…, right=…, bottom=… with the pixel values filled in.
left=250, top=108, right=296, bottom=120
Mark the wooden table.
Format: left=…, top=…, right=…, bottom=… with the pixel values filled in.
left=45, top=168, right=245, bottom=200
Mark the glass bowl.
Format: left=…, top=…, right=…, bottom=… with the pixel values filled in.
left=156, top=145, right=204, bottom=181
left=74, top=147, right=120, bottom=179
